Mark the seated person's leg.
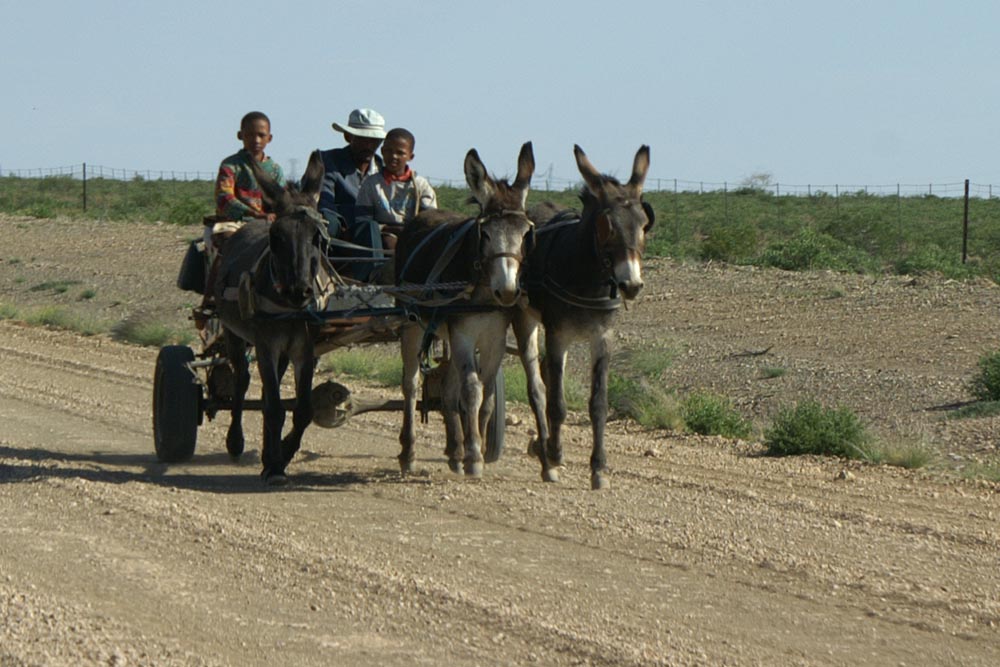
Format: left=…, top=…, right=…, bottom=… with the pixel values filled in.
left=320, top=208, right=346, bottom=239
left=346, top=214, right=384, bottom=282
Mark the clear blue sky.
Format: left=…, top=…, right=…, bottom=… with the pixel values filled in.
left=3, top=0, right=999, bottom=190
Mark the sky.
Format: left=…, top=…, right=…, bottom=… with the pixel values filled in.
left=3, top=0, right=1000, bottom=192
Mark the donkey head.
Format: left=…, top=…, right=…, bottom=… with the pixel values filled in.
left=575, top=145, right=653, bottom=300
left=251, top=150, right=328, bottom=308
left=464, top=142, right=536, bottom=307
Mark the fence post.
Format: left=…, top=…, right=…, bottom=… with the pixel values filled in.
left=724, top=181, right=728, bottom=223
left=897, top=184, right=902, bottom=253
left=962, top=179, right=970, bottom=264
left=82, top=162, right=87, bottom=212
left=673, top=178, right=679, bottom=246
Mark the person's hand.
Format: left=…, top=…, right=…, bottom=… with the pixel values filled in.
left=265, top=213, right=277, bottom=223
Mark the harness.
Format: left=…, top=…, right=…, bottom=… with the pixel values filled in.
left=398, top=210, right=533, bottom=400
left=222, top=208, right=340, bottom=319
left=527, top=212, right=625, bottom=311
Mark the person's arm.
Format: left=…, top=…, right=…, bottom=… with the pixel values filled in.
left=215, top=164, right=254, bottom=221
left=354, top=176, right=377, bottom=221
left=420, top=180, right=438, bottom=211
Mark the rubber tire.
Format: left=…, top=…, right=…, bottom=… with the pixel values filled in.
left=153, top=345, right=201, bottom=463
left=483, top=371, right=506, bottom=464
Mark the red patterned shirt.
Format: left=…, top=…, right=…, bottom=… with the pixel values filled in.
left=214, top=149, right=286, bottom=220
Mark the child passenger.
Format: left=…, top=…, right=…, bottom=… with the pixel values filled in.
left=355, top=127, right=437, bottom=230
left=349, top=127, right=436, bottom=282
left=197, top=111, right=285, bottom=325
left=214, top=111, right=285, bottom=221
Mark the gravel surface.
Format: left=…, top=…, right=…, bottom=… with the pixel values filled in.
left=1, top=213, right=999, bottom=666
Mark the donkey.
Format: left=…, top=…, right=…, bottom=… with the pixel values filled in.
left=396, top=143, right=535, bottom=477
left=213, top=150, right=331, bottom=485
left=514, top=145, right=653, bottom=490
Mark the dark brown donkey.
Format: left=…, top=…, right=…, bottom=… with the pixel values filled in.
left=213, top=150, right=330, bottom=485
left=513, top=145, right=653, bottom=490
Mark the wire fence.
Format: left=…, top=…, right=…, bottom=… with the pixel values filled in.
left=0, top=164, right=216, bottom=182
left=3, top=162, right=997, bottom=198
left=4, top=162, right=1000, bottom=273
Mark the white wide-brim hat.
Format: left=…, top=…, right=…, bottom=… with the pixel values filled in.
left=332, top=108, right=387, bottom=139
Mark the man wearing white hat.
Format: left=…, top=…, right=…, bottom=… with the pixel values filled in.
left=318, top=108, right=387, bottom=279
left=319, top=109, right=385, bottom=280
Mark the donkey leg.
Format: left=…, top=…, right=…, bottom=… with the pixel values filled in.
left=512, top=311, right=547, bottom=459
left=255, top=346, right=289, bottom=485
left=460, top=376, right=485, bottom=479
left=281, top=343, right=316, bottom=466
left=588, top=332, right=612, bottom=490
left=475, top=323, right=506, bottom=461
left=450, top=334, right=484, bottom=478
left=224, top=332, right=250, bottom=459
left=441, top=353, right=465, bottom=475
left=541, top=334, right=570, bottom=483
left=397, top=325, right=422, bottom=474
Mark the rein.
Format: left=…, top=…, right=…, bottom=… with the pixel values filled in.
left=529, top=212, right=625, bottom=311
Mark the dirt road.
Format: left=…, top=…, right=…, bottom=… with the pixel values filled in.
left=1, top=215, right=1000, bottom=665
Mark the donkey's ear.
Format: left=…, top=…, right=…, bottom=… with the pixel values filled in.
left=511, top=141, right=535, bottom=210
left=627, top=145, right=650, bottom=196
left=300, top=150, right=325, bottom=205
left=465, top=148, right=496, bottom=208
left=573, top=145, right=604, bottom=197
left=249, top=157, right=290, bottom=214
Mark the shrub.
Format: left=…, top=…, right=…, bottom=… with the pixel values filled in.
left=968, top=350, right=1000, bottom=401
left=755, top=228, right=876, bottom=273
left=320, top=346, right=402, bottom=387
left=167, top=197, right=211, bottom=226
left=608, top=373, right=683, bottom=430
left=894, top=244, right=974, bottom=280
left=25, top=306, right=103, bottom=336
left=699, top=222, right=758, bottom=263
left=111, top=316, right=191, bottom=347
left=763, top=400, right=873, bottom=459
left=682, top=391, right=752, bottom=438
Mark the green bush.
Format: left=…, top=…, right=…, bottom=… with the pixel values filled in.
left=699, top=222, right=758, bottom=263
left=608, top=373, right=683, bottom=430
left=894, top=243, right=974, bottom=279
left=755, top=228, right=877, bottom=273
left=682, top=391, right=752, bottom=438
left=320, top=347, right=402, bottom=387
left=763, top=400, right=873, bottom=459
left=968, top=350, right=1000, bottom=401
left=111, top=317, right=191, bottom=347
left=167, top=197, right=211, bottom=226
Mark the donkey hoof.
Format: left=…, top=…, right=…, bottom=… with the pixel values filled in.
left=542, top=466, right=560, bottom=483
left=398, top=459, right=415, bottom=475
left=464, top=460, right=483, bottom=479
left=591, top=472, right=609, bottom=491
left=226, top=435, right=245, bottom=459
left=447, top=459, right=462, bottom=474
left=262, top=469, right=289, bottom=486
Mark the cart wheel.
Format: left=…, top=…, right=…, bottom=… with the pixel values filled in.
left=153, top=345, right=201, bottom=463
left=483, top=371, right=505, bottom=464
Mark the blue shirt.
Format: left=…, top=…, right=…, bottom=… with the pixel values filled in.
left=317, top=146, right=383, bottom=230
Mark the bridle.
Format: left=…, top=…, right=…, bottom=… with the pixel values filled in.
left=399, top=210, right=534, bottom=287
left=473, top=209, right=535, bottom=274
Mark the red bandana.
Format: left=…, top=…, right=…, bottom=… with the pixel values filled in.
left=383, top=167, right=413, bottom=184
